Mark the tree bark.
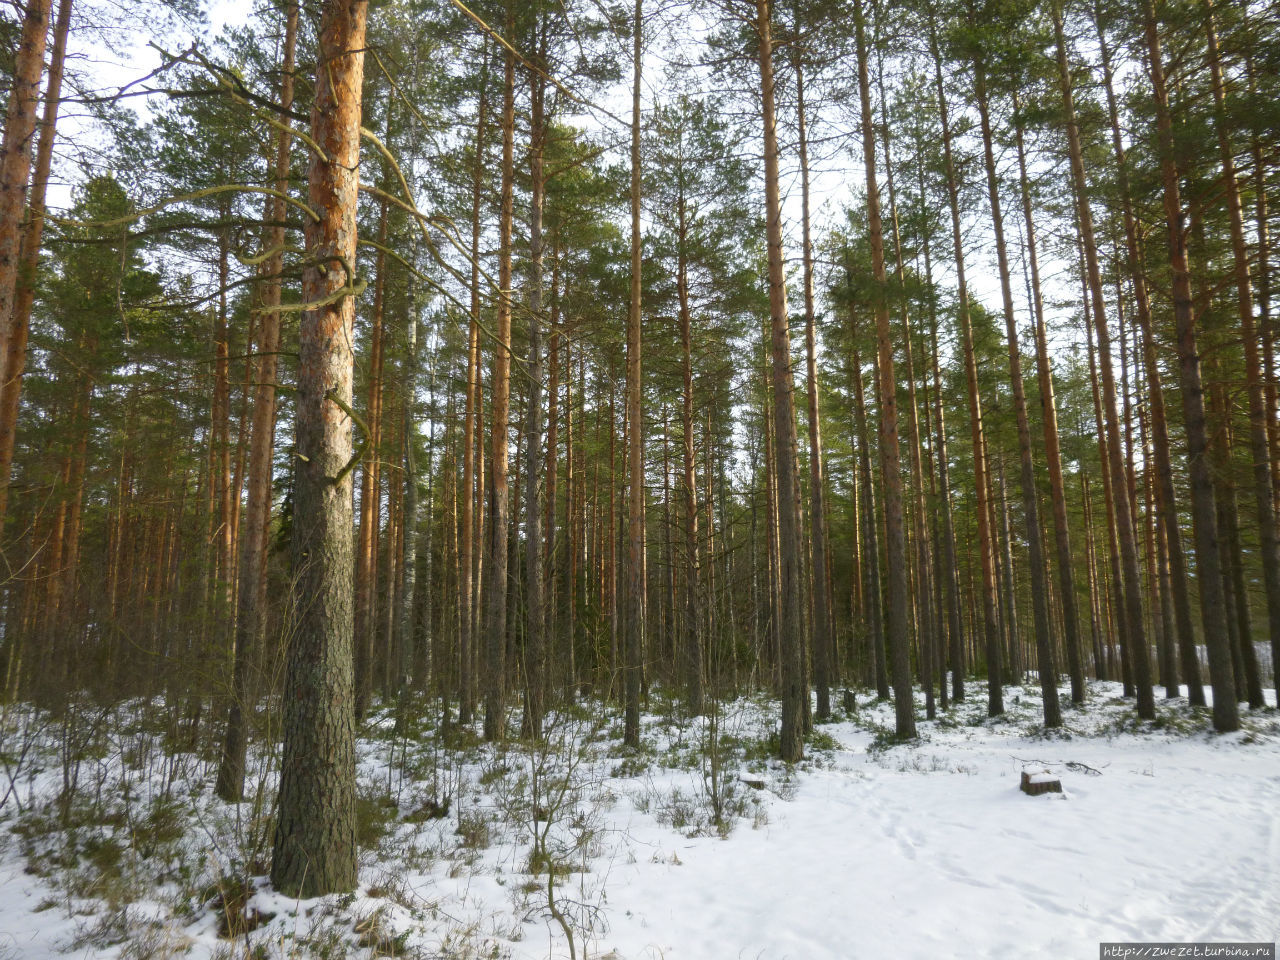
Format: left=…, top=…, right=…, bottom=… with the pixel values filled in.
left=523, top=40, right=547, bottom=739
left=676, top=196, right=704, bottom=716
left=794, top=20, right=831, bottom=722
left=270, top=0, right=366, bottom=898
left=1012, top=99, right=1084, bottom=706
left=460, top=50, right=489, bottom=726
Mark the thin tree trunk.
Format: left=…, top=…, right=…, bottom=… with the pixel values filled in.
left=460, top=54, right=489, bottom=726
left=0, top=0, right=71, bottom=527
left=677, top=199, right=704, bottom=716
left=216, top=0, right=297, bottom=802
left=756, top=0, right=805, bottom=758
left=970, top=49, right=1060, bottom=725
left=1140, top=0, right=1237, bottom=730
left=929, top=12, right=1002, bottom=716
left=794, top=22, right=831, bottom=722
left=482, top=5, right=515, bottom=743
left=1013, top=99, right=1084, bottom=706
left=355, top=191, right=388, bottom=720
left=1092, top=6, right=1203, bottom=705
left=1204, top=0, right=1280, bottom=693
left=623, top=0, right=645, bottom=749
left=523, top=44, right=547, bottom=739
left=874, top=24, right=934, bottom=721
left=1055, top=0, right=1154, bottom=718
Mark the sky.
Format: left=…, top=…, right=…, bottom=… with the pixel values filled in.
left=49, top=0, right=1092, bottom=388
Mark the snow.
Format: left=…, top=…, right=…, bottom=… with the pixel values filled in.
left=1, top=682, right=1278, bottom=959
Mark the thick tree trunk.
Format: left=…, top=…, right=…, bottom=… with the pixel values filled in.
left=270, top=0, right=366, bottom=898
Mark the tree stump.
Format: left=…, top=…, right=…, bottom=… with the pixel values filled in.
left=1020, top=769, right=1062, bottom=795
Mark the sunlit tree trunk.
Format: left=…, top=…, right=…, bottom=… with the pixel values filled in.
left=270, top=0, right=366, bottom=898
left=0, top=0, right=71, bottom=529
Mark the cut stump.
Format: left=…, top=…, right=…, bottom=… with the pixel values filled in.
left=1020, top=770, right=1062, bottom=796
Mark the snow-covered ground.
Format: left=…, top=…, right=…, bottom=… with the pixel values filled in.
left=1, top=681, right=1278, bottom=959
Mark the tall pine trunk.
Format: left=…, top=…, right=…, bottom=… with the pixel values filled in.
left=1140, top=0, right=1237, bottom=730
left=794, top=23, right=831, bottom=722
left=1055, top=0, right=1154, bottom=718
left=523, top=46, right=547, bottom=739
left=857, top=0, right=914, bottom=738
left=1012, top=100, right=1084, bottom=705
left=216, top=0, right=298, bottom=802
left=756, top=0, right=805, bottom=759
left=0, top=0, right=52, bottom=530
left=929, top=13, right=1002, bottom=716
left=482, top=10, right=515, bottom=742
left=270, top=0, right=366, bottom=898
left=970, top=49, right=1059, bottom=725
left=0, top=0, right=70, bottom=529
left=1204, top=0, right=1280, bottom=692
left=623, top=0, right=645, bottom=748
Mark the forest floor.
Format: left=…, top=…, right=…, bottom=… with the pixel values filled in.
left=1, top=679, right=1278, bottom=959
